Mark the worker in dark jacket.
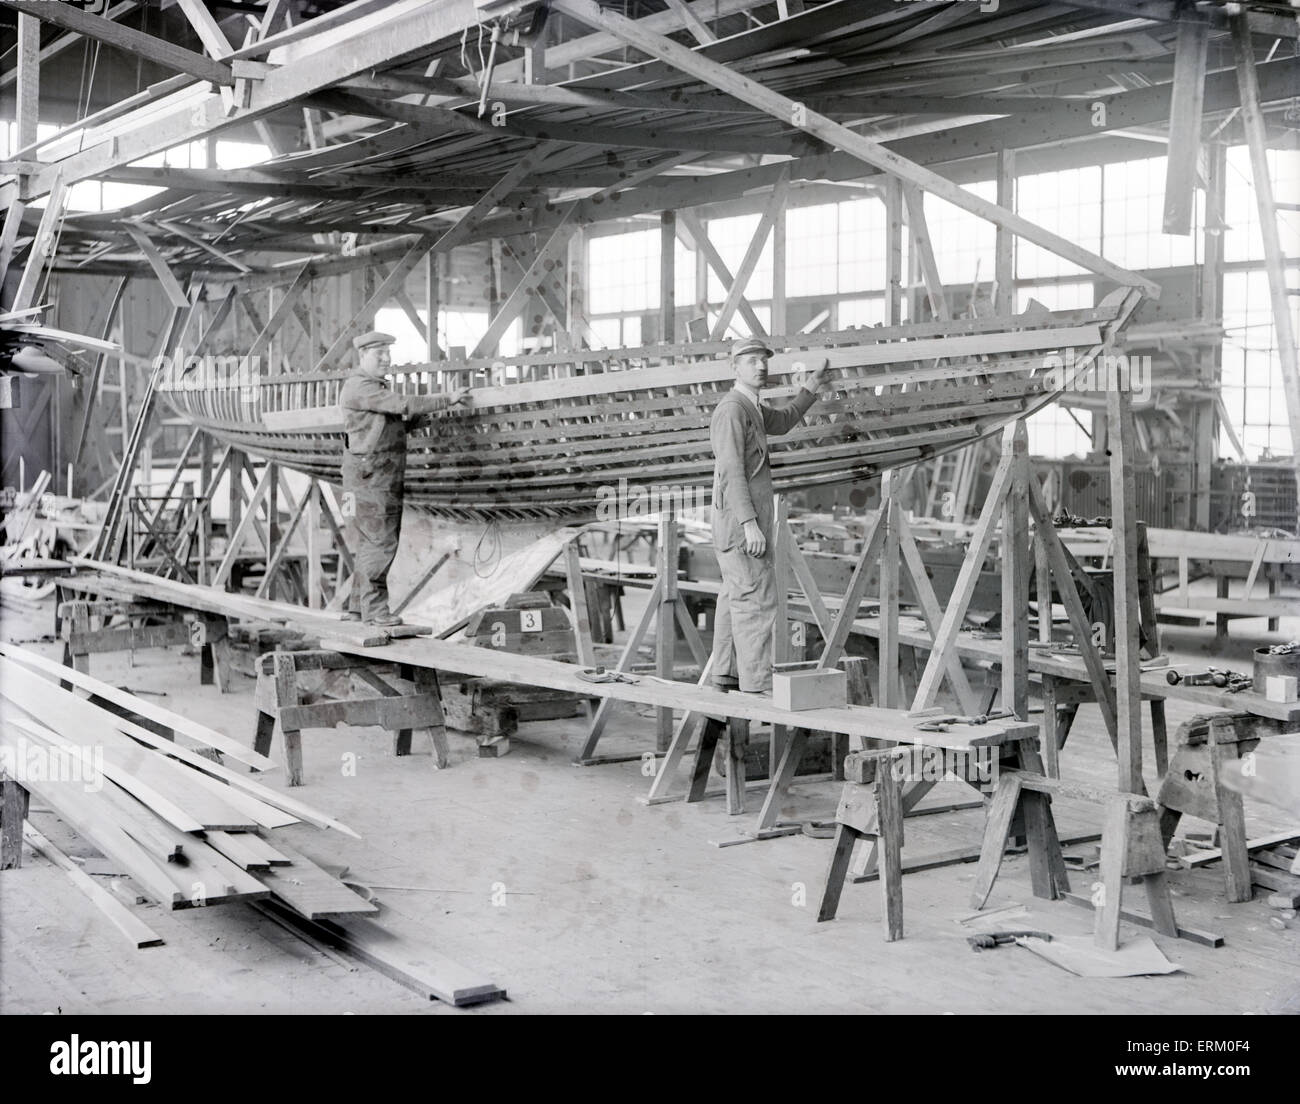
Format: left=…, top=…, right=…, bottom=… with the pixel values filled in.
left=710, top=337, right=831, bottom=693
left=340, top=331, right=468, bottom=626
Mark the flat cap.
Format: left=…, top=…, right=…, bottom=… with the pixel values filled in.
left=353, top=330, right=396, bottom=351
left=730, top=336, right=773, bottom=359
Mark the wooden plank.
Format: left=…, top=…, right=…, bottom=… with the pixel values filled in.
left=0, top=741, right=183, bottom=907
left=256, top=899, right=505, bottom=1006
left=0, top=703, right=207, bottom=835
left=461, top=324, right=1102, bottom=410
left=1162, top=15, right=1209, bottom=235
left=23, top=824, right=164, bottom=948
left=0, top=644, right=349, bottom=835
left=1107, top=364, right=1143, bottom=793
left=0, top=642, right=274, bottom=771
left=1059, top=891, right=1223, bottom=948
left=551, top=0, right=1160, bottom=297
left=256, top=841, right=378, bottom=919
left=203, top=829, right=272, bottom=870
left=10, top=173, right=65, bottom=312
left=175, top=0, right=234, bottom=59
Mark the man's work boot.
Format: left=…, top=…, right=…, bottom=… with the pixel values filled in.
left=368, top=612, right=404, bottom=628
left=341, top=610, right=362, bottom=622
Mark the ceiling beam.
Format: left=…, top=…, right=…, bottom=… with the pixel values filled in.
left=551, top=0, right=1159, bottom=296
left=0, top=0, right=234, bottom=85
left=0, top=2, right=141, bottom=91
left=10, top=0, right=490, bottom=202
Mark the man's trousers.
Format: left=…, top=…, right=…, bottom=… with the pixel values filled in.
left=342, top=450, right=404, bottom=621
left=710, top=543, right=777, bottom=693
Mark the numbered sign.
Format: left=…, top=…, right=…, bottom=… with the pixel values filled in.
left=520, top=610, right=543, bottom=633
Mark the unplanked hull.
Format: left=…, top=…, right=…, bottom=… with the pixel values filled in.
left=159, top=298, right=1135, bottom=521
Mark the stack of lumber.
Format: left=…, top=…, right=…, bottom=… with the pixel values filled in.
left=0, top=642, right=372, bottom=925
left=0, top=642, right=506, bottom=1004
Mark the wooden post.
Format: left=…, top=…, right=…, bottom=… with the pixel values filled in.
left=771, top=201, right=787, bottom=335
left=878, top=471, right=901, bottom=708
left=995, top=149, right=1016, bottom=315
left=426, top=252, right=440, bottom=363
left=1163, top=14, right=1209, bottom=236
left=1001, top=422, right=1030, bottom=719
left=660, top=211, right=676, bottom=343
left=16, top=13, right=39, bottom=151
left=1, top=779, right=30, bottom=870
left=1232, top=15, right=1300, bottom=524
left=1107, top=360, right=1143, bottom=795
left=885, top=178, right=904, bottom=327
left=656, top=510, right=679, bottom=752
left=306, top=484, right=321, bottom=609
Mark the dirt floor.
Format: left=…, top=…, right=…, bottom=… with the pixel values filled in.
left=2, top=584, right=1298, bottom=1015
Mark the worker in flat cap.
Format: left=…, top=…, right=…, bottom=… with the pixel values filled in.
left=710, top=336, right=832, bottom=694
left=340, top=331, right=469, bottom=627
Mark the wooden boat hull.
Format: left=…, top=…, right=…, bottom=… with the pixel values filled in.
left=158, top=301, right=1133, bottom=522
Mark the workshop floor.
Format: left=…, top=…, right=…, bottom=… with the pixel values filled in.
left=2, top=588, right=1298, bottom=1016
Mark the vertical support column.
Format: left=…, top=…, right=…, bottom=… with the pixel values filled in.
left=16, top=13, right=39, bottom=151
left=1001, top=422, right=1030, bottom=719
left=1196, top=142, right=1225, bottom=532
left=1232, top=15, right=1300, bottom=521
left=425, top=252, right=440, bottom=363
left=266, top=465, right=279, bottom=602
left=1107, top=360, right=1143, bottom=795
left=878, top=471, right=901, bottom=708
left=995, top=148, right=1017, bottom=316
left=771, top=203, right=787, bottom=336
left=656, top=510, right=679, bottom=752
left=660, top=211, right=676, bottom=343
left=226, top=450, right=245, bottom=593
left=884, top=178, right=904, bottom=327
left=772, top=495, right=791, bottom=767
left=197, top=433, right=213, bottom=585
left=306, top=483, right=322, bottom=609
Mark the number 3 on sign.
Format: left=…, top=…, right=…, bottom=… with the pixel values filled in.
left=520, top=610, right=542, bottom=633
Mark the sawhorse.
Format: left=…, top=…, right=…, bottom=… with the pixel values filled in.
left=58, top=598, right=234, bottom=691
left=972, top=768, right=1179, bottom=951
left=1158, top=711, right=1281, bottom=904
left=818, top=726, right=1051, bottom=936
left=254, top=650, right=450, bottom=786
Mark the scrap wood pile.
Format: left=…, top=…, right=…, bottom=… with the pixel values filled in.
left=0, top=641, right=505, bottom=1005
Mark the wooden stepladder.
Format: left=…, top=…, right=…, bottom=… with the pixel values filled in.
left=254, top=650, right=450, bottom=786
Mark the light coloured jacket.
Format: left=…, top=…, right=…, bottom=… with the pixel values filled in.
left=710, top=387, right=816, bottom=551
left=340, top=374, right=452, bottom=455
